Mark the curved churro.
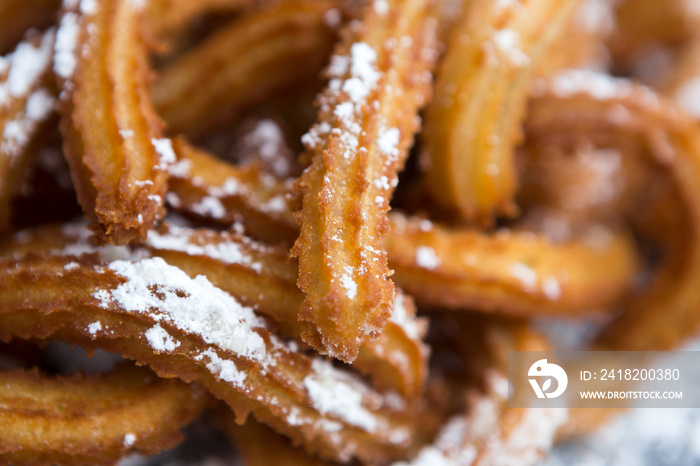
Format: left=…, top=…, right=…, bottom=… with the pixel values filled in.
left=0, top=221, right=429, bottom=400
left=165, top=137, right=298, bottom=244
left=420, top=0, right=580, bottom=225
left=386, top=211, right=638, bottom=316
left=528, top=71, right=700, bottom=350
left=0, top=365, right=208, bottom=465
left=144, top=0, right=257, bottom=44
left=0, top=252, right=416, bottom=464
left=291, top=0, right=439, bottom=362
left=56, top=0, right=169, bottom=244
left=165, top=145, right=637, bottom=318
left=152, top=0, right=343, bottom=139
left=219, top=318, right=566, bottom=466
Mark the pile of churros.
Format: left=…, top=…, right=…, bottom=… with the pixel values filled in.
left=1, top=0, right=700, bottom=464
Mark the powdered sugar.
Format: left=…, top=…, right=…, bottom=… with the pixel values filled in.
left=492, top=29, right=530, bottom=67
left=190, top=196, right=225, bottom=219
left=344, top=42, right=381, bottom=104
left=415, top=246, right=440, bottom=269
left=377, top=126, right=400, bottom=160
left=123, top=433, right=136, bottom=447
left=374, top=0, right=389, bottom=15
left=340, top=266, right=358, bottom=299
left=542, top=277, right=562, bottom=301
left=1, top=30, right=54, bottom=104
left=87, top=321, right=102, bottom=335
left=1, top=89, right=56, bottom=158
left=196, top=349, right=247, bottom=387
left=303, top=358, right=377, bottom=431
left=54, top=11, right=81, bottom=80
left=119, top=129, right=135, bottom=139
left=152, top=138, right=177, bottom=167
left=510, top=263, right=538, bottom=291
left=95, top=257, right=268, bottom=362
left=674, top=77, right=700, bottom=118
left=80, top=0, right=97, bottom=14
left=239, top=119, right=292, bottom=178
left=537, top=70, right=659, bottom=109
left=480, top=408, right=568, bottom=465
left=390, top=293, right=421, bottom=340
left=146, top=225, right=263, bottom=273
left=145, top=324, right=181, bottom=352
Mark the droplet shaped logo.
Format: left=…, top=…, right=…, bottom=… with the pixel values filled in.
left=528, top=358, right=568, bottom=399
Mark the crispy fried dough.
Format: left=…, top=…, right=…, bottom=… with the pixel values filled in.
left=420, top=0, right=580, bottom=225
left=528, top=71, right=700, bottom=350
left=0, top=364, right=208, bottom=466
left=0, top=252, right=416, bottom=464
left=290, top=0, right=439, bottom=362
left=164, top=146, right=638, bottom=318
left=152, top=0, right=343, bottom=139
left=0, top=221, right=430, bottom=400
left=56, top=0, right=169, bottom=244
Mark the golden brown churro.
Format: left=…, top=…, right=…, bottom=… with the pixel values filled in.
left=420, top=0, right=580, bottom=225
left=528, top=71, right=700, bottom=351
left=0, top=365, right=208, bottom=465
left=153, top=0, right=344, bottom=139
left=165, top=146, right=637, bottom=318
left=56, top=0, right=169, bottom=244
left=290, top=0, right=439, bottom=362
left=6, top=0, right=700, bottom=464
left=0, top=250, right=416, bottom=464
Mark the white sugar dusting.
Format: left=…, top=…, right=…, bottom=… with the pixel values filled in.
left=94, top=257, right=268, bottom=362
left=146, top=225, right=263, bottom=272
left=304, top=358, right=377, bottom=431
left=80, top=0, right=97, bottom=14
left=416, top=246, right=440, bottom=269
left=119, top=129, right=134, bottom=139
left=305, top=41, right=383, bottom=163
left=240, top=119, right=292, bottom=178
left=538, top=70, right=660, bottom=109
left=196, top=349, right=247, bottom=386
left=510, top=263, right=537, bottom=291
left=674, top=77, right=700, bottom=118
left=480, top=408, right=568, bottom=465
left=87, top=321, right=102, bottom=335
left=390, top=293, right=421, bottom=340
left=374, top=0, right=389, bottom=14
left=377, top=126, right=400, bottom=159
left=1, top=30, right=54, bottom=102
left=190, top=196, right=226, bottom=219
left=54, top=12, right=81, bottom=80
left=575, top=0, right=615, bottom=35
left=145, top=324, right=181, bottom=352
left=25, top=232, right=405, bottom=443
left=152, top=138, right=177, bottom=166
left=340, top=266, right=357, bottom=299
left=392, top=373, right=564, bottom=466
left=492, top=29, right=530, bottom=67
left=167, top=158, right=192, bottom=177
left=542, top=276, right=562, bottom=301
left=345, top=42, right=381, bottom=103
left=123, top=433, right=136, bottom=447
left=1, top=89, right=56, bottom=157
